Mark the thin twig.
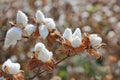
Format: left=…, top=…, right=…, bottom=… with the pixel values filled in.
left=29, top=70, right=46, bottom=80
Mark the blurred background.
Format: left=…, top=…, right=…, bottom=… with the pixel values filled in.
left=0, top=0, right=120, bottom=80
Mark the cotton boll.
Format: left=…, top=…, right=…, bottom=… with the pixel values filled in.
left=45, top=18, right=56, bottom=31
left=71, top=37, right=81, bottom=48
left=82, top=26, right=92, bottom=32
left=16, top=11, right=28, bottom=26
left=9, top=63, right=20, bottom=74
left=35, top=10, right=45, bottom=23
left=72, top=28, right=82, bottom=38
left=63, top=28, right=72, bottom=41
left=81, top=11, right=89, bottom=19
left=92, top=13, right=102, bottom=22
left=24, top=24, right=36, bottom=37
left=89, top=34, right=102, bottom=48
left=34, top=42, right=45, bottom=52
left=39, top=25, right=49, bottom=39
left=108, top=17, right=117, bottom=23
left=2, top=59, right=21, bottom=75
left=4, top=27, right=22, bottom=49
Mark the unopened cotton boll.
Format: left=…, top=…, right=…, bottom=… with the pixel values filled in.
left=4, top=27, right=22, bottom=49
left=63, top=28, right=72, bottom=41
left=45, top=18, right=56, bottom=31
left=24, top=24, right=36, bottom=37
left=89, top=34, right=102, bottom=48
left=35, top=10, right=45, bottom=23
left=34, top=42, right=45, bottom=52
left=39, top=25, right=49, bottom=39
left=2, top=59, right=20, bottom=75
left=16, top=11, right=28, bottom=26
left=37, top=48, right=53, bottom=62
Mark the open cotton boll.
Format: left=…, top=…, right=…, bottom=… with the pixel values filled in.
left=2, top=59, right=21, bottom=75
left=39, top=25, right=49, bottom=39
left=89, top=34, right=102, bottom=48
left=63, top=28, right=72, bottom=41
left=16, top=11, right=28, bottom=26
left=37, top=48, right=53, bottom=62
left=34, top=42, right=45, bottom=52
left=35, top=10, right=45, bottom=23
left=45, top=18, right=56, bottom=31
left=72, top=28, right=82, bottom=38
left=4, top=27, right=22, bottom=49
left=71, top=37, right=81, bottom=48
left=24, top=24, right=36, bottom=37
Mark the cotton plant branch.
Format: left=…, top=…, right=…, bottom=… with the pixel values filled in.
left=29, top=53, right=72, bottom=80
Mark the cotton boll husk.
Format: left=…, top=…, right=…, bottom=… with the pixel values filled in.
left=35, top=10, right=45, bottom=23
left=37, top=48, right=53, bottom=62
left=71, top=37, right=81, bottom=48
left=45, top=18, right=56, bottom=31
left=63, top=28, right=72, bottom=41
left=24, top=24, right=36, bottom=37
left=90, top=34, right=102, bottom=47
left=16, top=11, right=28, bottom=27
left=72, top=28, right=82, bottom=38
left=34, top=42, right=45, bottom=52
left=8, top=63, right=20, bottom=74
left=4, top=27, right=22, bottom=49
left=39, top=25, right=49, bottom=39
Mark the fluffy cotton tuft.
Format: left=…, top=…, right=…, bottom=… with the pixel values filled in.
left=2, top=59, right=20, bottom=75
left=37, top=48, right=53, bottom=62
left=89, top=34, right=102, bottom=48
left=39, top=25, right=49, bottom=39
left=63, top=28, right=72, bottom=41
left=72, top=28, right=82, bottom=38
left=16, top=11, right=28, bottom=26
left=35, top=10, right=45, bottom=23
left=24, top=24, right=36, bottom=37
left=45, top=18, right=56, bottom=30
left=71, top=37, right=81, bottom=48
left=63, top=28, right=82, bottom=48
left=34, top=42, right=45, bottom=52
left=4, top=27, right=22, bottom=49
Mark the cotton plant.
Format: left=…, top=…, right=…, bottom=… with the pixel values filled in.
left=2, top=10, right=105, bottom=80
left=35, top=10, right=56, bottom=39
left=62, top=28, right=82, bottom=48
